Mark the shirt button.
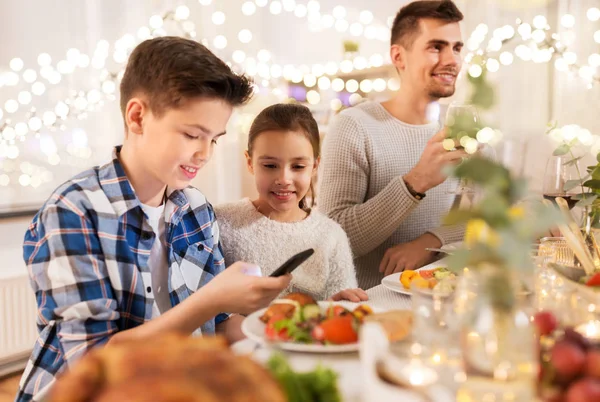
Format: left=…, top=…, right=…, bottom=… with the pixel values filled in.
left=197, top=243, right=204, bottom=251
left=146, top=286, right=152, bottom=293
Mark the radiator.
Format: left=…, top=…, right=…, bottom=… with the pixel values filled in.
left=0, top=273, right=36, bottom=376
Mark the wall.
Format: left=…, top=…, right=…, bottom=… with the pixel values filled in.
left=1, top=0, right=598, bottom=273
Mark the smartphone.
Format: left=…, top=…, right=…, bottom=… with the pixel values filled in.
left=269, top=248, right=315, bottom=277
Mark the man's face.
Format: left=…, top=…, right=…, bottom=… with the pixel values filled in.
left=396, top=18, right=463, bottom=99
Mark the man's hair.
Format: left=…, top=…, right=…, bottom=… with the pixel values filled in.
left=120, top=36, right=253, bottom=118
left=390, top=0, right=463, bottom=48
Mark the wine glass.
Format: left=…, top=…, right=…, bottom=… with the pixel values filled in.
left=445, top=103, right=481, bottom=146
left=444, top=103, right=482, bottom=199
left=542, top=155, right=581, bottom=210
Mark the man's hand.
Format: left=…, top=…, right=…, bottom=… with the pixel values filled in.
left=403, top=128, right=469, bottom=194
left=379, top=233, right=442, bottom=277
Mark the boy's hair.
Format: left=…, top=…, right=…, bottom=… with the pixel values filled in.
left=120, top=36, right=253, bottom=119
left=247, top=103, right=320, bottom=210
left=391, top=0, right=463, bottom=49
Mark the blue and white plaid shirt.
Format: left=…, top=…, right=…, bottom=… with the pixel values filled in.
left=17, top=146, right=228, bottom=401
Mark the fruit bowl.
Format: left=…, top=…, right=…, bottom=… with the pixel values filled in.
left=548, top=263, right=600, bottom=304
left=534, top=311, right=600, bottom=401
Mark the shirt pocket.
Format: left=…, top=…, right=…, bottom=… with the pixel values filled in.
left=172, top=237, right=220, bottom=292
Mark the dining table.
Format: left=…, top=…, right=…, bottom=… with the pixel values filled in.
left=231, top=282, right=445, bottom=402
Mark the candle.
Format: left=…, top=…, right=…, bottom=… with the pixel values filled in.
left=398, top=359, right=439, bottom=386
left=575, top=320, right=600, bottom=343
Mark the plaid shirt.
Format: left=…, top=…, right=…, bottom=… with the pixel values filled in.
left=16, top=147, right=227, bottom=401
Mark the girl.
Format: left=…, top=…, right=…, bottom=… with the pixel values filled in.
left=215, top=103, right=367, bottom=302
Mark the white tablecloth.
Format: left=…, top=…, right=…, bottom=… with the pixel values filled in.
left=363, top=284, right=411, bottom=310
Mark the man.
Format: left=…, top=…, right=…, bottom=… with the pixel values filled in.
left=319, top=0, right=468, bottom=289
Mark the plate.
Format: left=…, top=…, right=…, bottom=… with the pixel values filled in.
left=381, top=260, right=449, bottom=296
left=241, top=301, right=379, bottom=353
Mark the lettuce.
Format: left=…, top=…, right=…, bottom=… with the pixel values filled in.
left=267, top=353, right=341, bottom=402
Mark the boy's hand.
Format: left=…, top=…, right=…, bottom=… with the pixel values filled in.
left=205, top=262, right=291, bottom=315
left=329, top=288, right=369, bottom=303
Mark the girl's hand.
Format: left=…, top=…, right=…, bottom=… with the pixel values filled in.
left=329, top=288, right=368, bottom=303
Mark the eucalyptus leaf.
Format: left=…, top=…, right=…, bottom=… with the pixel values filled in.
left=445, top=249, right=472, bottom=273
left=454, top=157, right=509, bottom=185
left=563, top=156, right=583, bottom=167
left=546, top=120, right=558, bottom=131
left=508, top=178, right=529, bottom=203
left=572, top=193, right=588, bottom=200
left=583, top=180, right=600, bottom=189
left=596, top=152, right=600, bottom=164
left=576, top=194, right=598, bottom=208
left=563, top=179, right=583, bottom=192
left=553, top=144, right=570, bottom=156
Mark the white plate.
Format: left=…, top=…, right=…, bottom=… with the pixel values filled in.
left=241, top=301, right=378, bottom=353
left=381, top=260, right=449, bottom=296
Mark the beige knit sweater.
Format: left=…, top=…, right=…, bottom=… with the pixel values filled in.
left=318, top=101, right=464, bottom=289
left=214, top=198, right=358, bottom=300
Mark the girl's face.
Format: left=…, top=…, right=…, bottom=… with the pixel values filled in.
left=246, top=129, right=319, bottom=221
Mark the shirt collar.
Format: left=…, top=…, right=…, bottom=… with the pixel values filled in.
left=98, top=146, right=189, bottom=218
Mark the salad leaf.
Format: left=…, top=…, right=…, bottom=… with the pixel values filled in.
left=273, top=318, right=312, bottom=343
left=267, top=353, right=342, bottom=402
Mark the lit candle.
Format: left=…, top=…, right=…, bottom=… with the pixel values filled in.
left=575, top=320, right=600, bottom=343
left=398, top=359, right=439, bottom=387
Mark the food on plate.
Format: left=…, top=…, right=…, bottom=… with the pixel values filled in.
left=399, top=267, right=456, bottom=290
left=352, top=305, right=374, bottom=322
left=49, top=333, right=286, bottom=402
left=260, top=292, right=318, bottom=323
left=262, top=293, right=374, bottom=345
left=364, top=310, right=413, bottom=342
left=311, top=316, right=358, bottom=344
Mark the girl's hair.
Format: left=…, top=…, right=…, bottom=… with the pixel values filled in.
left=247, top=103, right=320, bottom=210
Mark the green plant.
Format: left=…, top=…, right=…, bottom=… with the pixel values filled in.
left=444, top=156, right=563, bottom=310
left=546, top=122, right=600, bottom=226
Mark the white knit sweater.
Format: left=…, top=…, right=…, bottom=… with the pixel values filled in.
left=214, top=198, right=358, bottom=300
left=318, top=101, right=464, bottom=289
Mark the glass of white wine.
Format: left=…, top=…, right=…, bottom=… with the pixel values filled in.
left=444, top=102, right=481, bottom=198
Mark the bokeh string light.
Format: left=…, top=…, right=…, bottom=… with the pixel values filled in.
left=1, top=1, right=599, bottom=186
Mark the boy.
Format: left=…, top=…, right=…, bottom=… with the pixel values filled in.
left=17, top=36, right=290, bottom=401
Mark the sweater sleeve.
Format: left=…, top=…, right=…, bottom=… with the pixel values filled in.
left=318, top=112, right=422, bottom=257
left=427, top=224, right=465, bottom=246
left=324, top=225, right=359, bottom=298
left=212, top=206, right=236, bottom=268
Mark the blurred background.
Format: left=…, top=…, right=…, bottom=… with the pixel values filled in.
left=0, top=0, right=598, bottom=375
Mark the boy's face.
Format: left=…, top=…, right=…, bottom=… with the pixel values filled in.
left=135, top=97, right=232, bottom=190
left=393, top=18, right=463, bottom=100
